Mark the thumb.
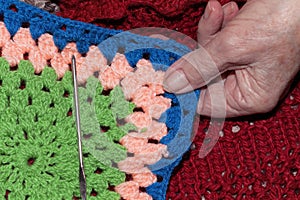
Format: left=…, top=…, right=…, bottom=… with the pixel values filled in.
left=163, top=38, right=228, bottom=94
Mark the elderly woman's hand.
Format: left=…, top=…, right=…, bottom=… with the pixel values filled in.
left=163, top=0, right=300, bottom=117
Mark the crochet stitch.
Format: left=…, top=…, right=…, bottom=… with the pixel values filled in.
left=0, top=1, right=200, bottom=199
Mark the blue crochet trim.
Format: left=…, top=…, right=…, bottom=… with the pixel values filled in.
left=0, top=1, right=200, bottom=199
left=0, top=0, right=121, bottom=54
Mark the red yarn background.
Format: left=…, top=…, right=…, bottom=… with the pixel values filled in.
left=57, top=0, right=300, bottom=199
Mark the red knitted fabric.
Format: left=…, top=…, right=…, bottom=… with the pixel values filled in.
left=57, top=0, right=246, bottom=39
left=57, top=1, right=300, bottom=199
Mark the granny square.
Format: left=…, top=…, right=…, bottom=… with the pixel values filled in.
left=0, top=0, right=199, bottom=199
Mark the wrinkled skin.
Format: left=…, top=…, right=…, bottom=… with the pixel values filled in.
left=163, top=0, right=300, bottom=117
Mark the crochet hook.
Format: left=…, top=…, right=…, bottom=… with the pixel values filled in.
left=71, top=55, right=87, bottom=200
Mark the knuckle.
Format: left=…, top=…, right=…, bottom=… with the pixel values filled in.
left=214, top=31, right=247, bottom=60
left=243, top=95, right=278, bottom=114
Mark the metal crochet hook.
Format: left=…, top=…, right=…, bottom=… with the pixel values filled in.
left=71, top=55, right=87, bottom=200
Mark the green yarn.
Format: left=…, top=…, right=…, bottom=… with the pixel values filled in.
left=78, top=76, right=135, bottom=167
left=0, top=58, right=135, bottom=199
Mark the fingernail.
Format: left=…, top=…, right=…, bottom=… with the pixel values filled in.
left=163, top=70, right=189, bottom=93
left=223, top=2, right=234, bottom=16
left=203, top=1, right=213, bottom=19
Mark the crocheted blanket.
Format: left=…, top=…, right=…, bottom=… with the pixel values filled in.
left=57, top=0, right=300, bottom=199
left=0, top=0, right=200, bottom=199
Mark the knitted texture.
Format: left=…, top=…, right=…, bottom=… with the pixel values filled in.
left=57, top=0, right=247, bottom=39
left=0, top=1, right=200, bottom=199
left=55, top=0, right=300, bottom=200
